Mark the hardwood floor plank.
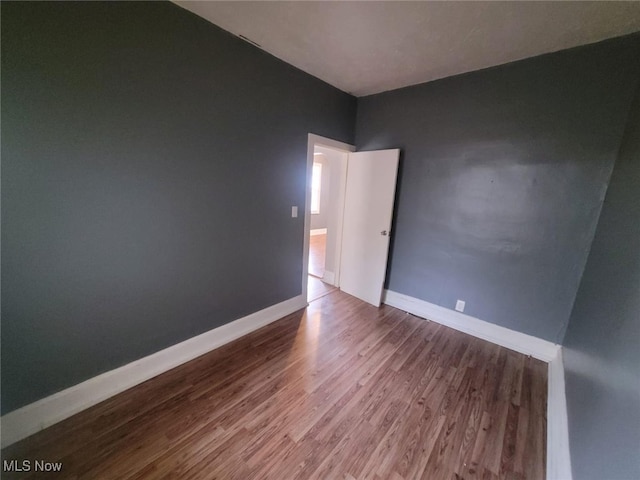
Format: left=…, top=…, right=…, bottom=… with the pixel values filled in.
left=340, top=400, right=406, bottom=478
left=1, top=290, right=547, bottom=480
left=499, top=402, right=521, bottom=476
left=308, top=233, right=326, bottom=278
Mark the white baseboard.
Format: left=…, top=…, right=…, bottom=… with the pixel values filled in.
left=382, top=290, right=560, bottom=362
left=0, top=294, right=308, bottom=449
left=547, top=348, right=573, bottom=480
left=322, top=270, right=335, bottom=285
left=310, top=228, right=327, bottom=236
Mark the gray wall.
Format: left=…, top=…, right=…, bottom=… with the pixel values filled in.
left=1, top=1, right=355, bottom=414
left=562, top=84, right=640, bottom=480
left=355, top=35, right=640, bottom=342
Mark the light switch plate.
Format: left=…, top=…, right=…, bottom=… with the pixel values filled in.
left=291, top=206, right=298, bottom=218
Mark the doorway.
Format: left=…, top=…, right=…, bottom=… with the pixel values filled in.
left=302, top=134, right=400, bottom=306
left=304, top=135, right=353, bottom=302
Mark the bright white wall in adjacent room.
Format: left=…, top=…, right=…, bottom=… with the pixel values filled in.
left=310, top=153, right=332, bottom=230
left=314, top=146, right=348, bottom=280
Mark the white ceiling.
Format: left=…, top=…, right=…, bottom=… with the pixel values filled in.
left=175, top=1, right=640, bottom=97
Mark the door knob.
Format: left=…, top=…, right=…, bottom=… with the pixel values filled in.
left=381, top=230, right=388, bottom=236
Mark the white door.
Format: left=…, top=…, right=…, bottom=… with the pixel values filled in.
left=339, top=149, right=400, bottom=306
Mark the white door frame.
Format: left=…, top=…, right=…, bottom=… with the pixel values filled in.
left=302, top=133, right=355, bottom=301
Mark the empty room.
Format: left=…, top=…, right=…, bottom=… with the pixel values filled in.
left=2, top=1, right=639, bottom=479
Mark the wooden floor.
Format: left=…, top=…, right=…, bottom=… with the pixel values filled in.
left=1, top=290, right=547, bottom=480
left=308, top=233, right=326, bottom=278
left=307, top=274, right=337, bottom=302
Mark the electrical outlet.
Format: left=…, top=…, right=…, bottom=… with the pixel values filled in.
left=455, top=300, right=465, bottom=312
